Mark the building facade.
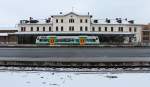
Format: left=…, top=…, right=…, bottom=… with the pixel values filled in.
left=17, top=12, right=143, bottom=45
left=141, top=24, right=150, bottom=45
left=0, top=28, right=18, bottom=45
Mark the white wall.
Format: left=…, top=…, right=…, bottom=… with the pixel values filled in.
left=18, top=12, right=143, bottom=43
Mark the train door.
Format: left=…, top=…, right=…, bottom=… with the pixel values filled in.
left=49, top=37, right=55, bottom=45
left=80, top=37, right=85, bottom=45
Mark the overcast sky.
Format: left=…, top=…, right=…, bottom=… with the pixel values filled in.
left=0, top=0, right=150, bottom=27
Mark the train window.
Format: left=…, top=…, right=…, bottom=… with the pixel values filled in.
left=86, top=39, right=90, bottom=42
left=93, top=39, right=96, bottom=42
left=39, top=39, right=48, bottom=42
left=76, top=39, right=79, bottom=42
left=44, top=39, right=48, bottom=42
left=58, top=39, right=62, bottom=42
left=39, top=39, right=42, bottom=42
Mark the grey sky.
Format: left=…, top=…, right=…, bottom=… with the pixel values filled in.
left=0, top=0, right=150, bottom=27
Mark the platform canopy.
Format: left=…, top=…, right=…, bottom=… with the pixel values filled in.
left=13, top=32, right=135, bottom=35
left=0, top=33, right=8, bottom=36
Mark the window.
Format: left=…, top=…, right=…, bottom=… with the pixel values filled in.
left=43, top=27, right=45, bottom=31
left=69, top=26, right=74, bottom=31
left=49, top=27, right=51, bottom=31
left=21, top=27, right=26, bottom=31
left=143, top=32, right=149, bottom=35
left=85, top=26, right=88, bottom=31
left=24, top=27, right=26, bottom=31
left=72, top=19, right=74, bottom=23
left=80, top=26, right=83, bottom=31
left=21, top=27, right=23, bottom=31
left=129, top=27, right=132, bottom=32
left=37, top=27, right=39, bottom=31
left=69, top=26, right=72, bottom=31
left=80, top=19, right=82, bottom=23
left=92, top=27, right=95, bottom=31
left=105, top=27, right=107, bottom=31
left=118, top=27, right=120, bottom=31
left=143, top=37, right=149, bottom=40
left=61, top=19, right=63, bottom=23
left=56, top=26, right=58, bottom=31
left=30, top=27, right=33, bottom=31
left=134, top=27, right=137, bottom=32
left=121, top=27, right=123, bottom=32
left=85, top=19, right=88, bottom=23
left=69, top=19, right=74, bottom=23
left=72, top=26, right=74, bottom=31
left=56, top=19, right=58, bottom=23
left=99, top=27, right=101, bottom=31
left=111, top=27, right=113, bottom=32
left=118, top=27, right=123, bottom=32
left=61, top=26, right=63, bottom=31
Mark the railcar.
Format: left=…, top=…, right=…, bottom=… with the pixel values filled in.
left=36, top=36, right=100, bottom=46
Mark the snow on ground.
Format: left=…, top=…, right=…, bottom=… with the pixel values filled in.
left=0, top=70, right=150, bottom=87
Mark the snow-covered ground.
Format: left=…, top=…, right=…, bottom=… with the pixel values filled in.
left=0, top=69, right=150, bottom=87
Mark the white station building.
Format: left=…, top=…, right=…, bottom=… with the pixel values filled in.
left=16, top=12, right=143, bottom=44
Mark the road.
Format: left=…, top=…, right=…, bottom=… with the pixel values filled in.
left=0, top=48, right=150, bottom=58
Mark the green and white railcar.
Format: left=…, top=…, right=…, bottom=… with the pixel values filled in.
left=36, top=36, right=100, bottom=45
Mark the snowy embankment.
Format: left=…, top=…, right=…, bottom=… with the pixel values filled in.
left=0, top=69, right=150, bottom=87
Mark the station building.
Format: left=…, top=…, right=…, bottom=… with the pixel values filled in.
left=0, top=28, right=18, bottom=45
left=141, top=24, right=150, bottom=45
left=15, top=12, right=143, bottom=45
